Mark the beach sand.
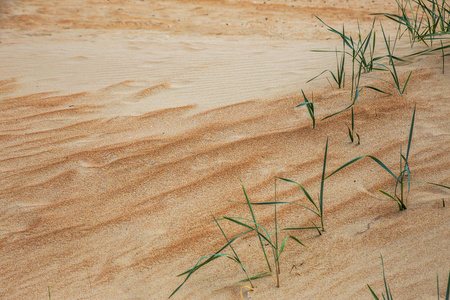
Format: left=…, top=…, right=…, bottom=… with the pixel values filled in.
left=0, top=0, right=449, bottom=299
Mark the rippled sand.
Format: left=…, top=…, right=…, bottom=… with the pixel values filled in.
left=0, top=0, right=449, bottom=299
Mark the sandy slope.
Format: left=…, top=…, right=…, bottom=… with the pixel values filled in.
left=0, top=0, right=449, bottom=299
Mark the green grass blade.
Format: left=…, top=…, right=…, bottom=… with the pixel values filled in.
left=363, top=85, right=390, bottom=95
left=222, top=217, right=272, bottom=244
left=240, top=181, right=273, bottom=273
left=177, top=228, right=253, bottom=277
left=274, top=177, right=278, bottom=266
left=368, top=284, right=380, bottom=300
left=287, top=235, right=306, bottom=248
left=222, top=216, right=277, bottom=254
left=277, top=177, right=320, bottom=213
left=326, top=155, right=397, bottom=180
left=319, top=138, right=328, bottom=229
left=278, top=235, right=306, bottom=259
left=170, top=253, right=235, bottom=298
left=378, top=189, right=404, bottom=210
left=295, top=102, right=312, bottom=107
left=380, top=255, right=393, bottom=300
left=212, top=213, right=253, bottom=287
left=246, top=201, right=320, bottom=217
left=445, top=270, right=450, bottom=300
left=321, top=102, right=354, bottom=120
left=298, top=90, right=316, bottom=128
left=347, top=125, right=354, bottom=143
left=438, top=272, right=440, bottom=299
left=238, top=272, right=271, bottom=282
left=306, top=69, right=332, bottom=83
left=405, top=105, right=416, bottom=161
left=282, top=226, right=322, bottom=231
left=314, top=15, right=353, bottom=48
left=401, top=71, right=413, bottom=94
left=409, top=180, right=449, bottom=189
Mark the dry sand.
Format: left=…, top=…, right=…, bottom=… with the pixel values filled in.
left=0, top=0, right=449, bottom=299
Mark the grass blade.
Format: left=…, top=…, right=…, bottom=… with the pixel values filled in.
left=319, top=138, right=328, bottom=230
left=245, top=201, right=320, bottom=217
left=405, top=104, right=416, bottom=161
left=177, top=229, right=253, bottom=277
left=240, top=181, right=273, bottom=273
left=326, top=155, right=398, bottom=180
left=367, top=284, right=380, bottom=300
left=277, top=177, right=320, bottom=213
left=170, top=253, right=237, bottom=298
left=410, top=181, right=450, bottom=189
left=239, top=272, right=271, bottom=282
left=446, top=270, right=450, bottom=300
left=212, top=213, right=254, bottom=287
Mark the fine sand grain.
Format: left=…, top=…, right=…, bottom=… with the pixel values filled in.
left=0, top=0, right=449, bottom=299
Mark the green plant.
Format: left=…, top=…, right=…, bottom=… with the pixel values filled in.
left=327, top=105, right=449, bottom=210
left=169, top=213, right=254, bottom=298
left=309, top=17, right=389, bottom=143
left=308, top=34, right=346, bottom=89
left=374, top=0, right=450, bottom=46
left=367, top=255, right=395, bottom=300
left=170, top=180, right=307, bottom=298
left=437, top=270, right=450, bottom=300
left=327, top=106, right=416, bottom=210
left=274, top=138, right=329, bottom=233
left=368, top=256, right=450, bottom=300
left=406, top=40, right=450, bottom=73
left=225, top=179, right=306, bottom=287
left=313, top=17, right=380, bottom=74
left=347, top=107, right=361, bottom=144
left=296, top=89, right=316, bottom=128
left=376, top=22, right=413, bottom=95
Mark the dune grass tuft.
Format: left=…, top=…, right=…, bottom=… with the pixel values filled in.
left=373, top=0, right=450, bottom=46
left=170, top=179, right=308, bottom=298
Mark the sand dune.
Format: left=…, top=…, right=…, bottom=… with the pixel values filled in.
left=0, top=0, right=449, bottom=299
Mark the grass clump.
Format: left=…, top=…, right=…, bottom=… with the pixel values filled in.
left=374, top=0, right=450, bottom=46
left=308, top=17, right=389, bottom=143
left=225, top=179, right=306, bottom=288
left=376, top=22, right=413, bottom=95
left=169, top=213, right=255, bottom=298
left=327, top=106, right=449, bottom=210
left=170, top=179, right=307, bottom=298
left=326, top=106, right=414, bottom=210
left=308, top=31, right=346, bottom=89
left=374, top=0, right=450, bottom=72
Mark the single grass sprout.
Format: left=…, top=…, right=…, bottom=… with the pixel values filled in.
left=295, top=89, right=316, bottom=128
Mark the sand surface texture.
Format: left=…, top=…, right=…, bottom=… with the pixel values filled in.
left=1, top=0, right=449, bottom=299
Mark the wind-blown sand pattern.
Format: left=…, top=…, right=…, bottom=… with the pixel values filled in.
left=0, top=0, right=449, bottom=299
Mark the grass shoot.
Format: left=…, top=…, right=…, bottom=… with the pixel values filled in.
left=277, top=138, right=329, bottom=233
left=296, top=89, right=316, bottom=128
left=367, top=255, right=395, bottom=300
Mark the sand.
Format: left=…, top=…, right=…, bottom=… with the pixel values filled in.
left=0, top=0, right=449, bottom=299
